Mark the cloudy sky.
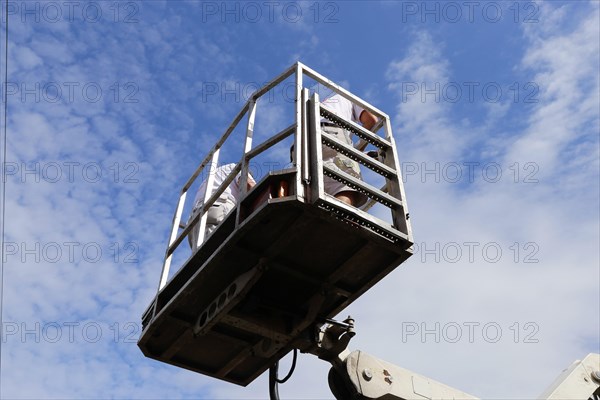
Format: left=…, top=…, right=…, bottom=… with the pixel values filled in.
left=0, top=0, right=598, bottom=399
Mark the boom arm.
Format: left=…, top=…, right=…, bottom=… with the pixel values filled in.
left=300, top=317, right=479, bottom=400
left=300, top=318, right=599, bottom=400
left=328, top=350, right=479, bottom=400
left=538, top=353, right=600, bottom=400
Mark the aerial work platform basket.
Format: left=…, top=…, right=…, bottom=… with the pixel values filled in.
left=137, top=62, right=414, bottom=386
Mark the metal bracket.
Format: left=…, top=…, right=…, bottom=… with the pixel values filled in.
left=306, top=316, right=356, bottom=367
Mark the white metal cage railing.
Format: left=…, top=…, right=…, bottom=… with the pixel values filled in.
left=150, top=62, right=413, bottom=321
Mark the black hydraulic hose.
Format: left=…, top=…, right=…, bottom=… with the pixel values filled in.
left=276, top=349, right=297, bottom=384
left=269, top=362, right=280, bottom=400
left=269, top=349, right=298, bottom=399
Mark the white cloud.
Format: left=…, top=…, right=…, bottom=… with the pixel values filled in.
left=0, top=4, right=223, bottom=398
left=378, top=3, right=599, bottom=399
left=386, top=31, right=472, bottom=163
left=13, top=45, right=43, bottom=70
left=509, top=2, right=599, bottom=181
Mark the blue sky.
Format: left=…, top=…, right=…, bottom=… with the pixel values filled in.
left=0, top=0, right=598, bottom=399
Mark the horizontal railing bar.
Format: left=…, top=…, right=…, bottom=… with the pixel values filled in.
left=356, top=118, right=387, bottom=150
left=298, top=62, right=390, bottom=122
left=250, top=63, right=298, bottom=102
left=322, top=165, right=403, bottom=210
left=320, top=108, right=392, bottom=151
left=245, top=124, right=295, bottom=160
left=318, top=195, right=409, bottom=243
left=361, top=183, right=389, bottom=213
left=320, top=134, right=397, bottom=179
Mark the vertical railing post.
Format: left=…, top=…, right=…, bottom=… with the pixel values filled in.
left=383, top=118, right=411, bottom=238
left=196, top=148, right=221, bottom=248
left=156, top=189, right=187, bottom=294
left=294, top=63, right=305, bottom=201
left=237, top=99, right=257, bottom=225
left=307, top=91, right=324, bottom=203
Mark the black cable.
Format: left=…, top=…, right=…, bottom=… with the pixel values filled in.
left=268, top=349, right=298, bottom=400
left=275, top=348, right=297, bottom=384
left=268, top=362, right=280, bottom=400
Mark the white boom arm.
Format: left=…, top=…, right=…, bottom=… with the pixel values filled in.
left=329, top=350, right=479, bottom=399
left=305, top=318, right=600, bottom=400
left=538, top=353, right=600, bottom=400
